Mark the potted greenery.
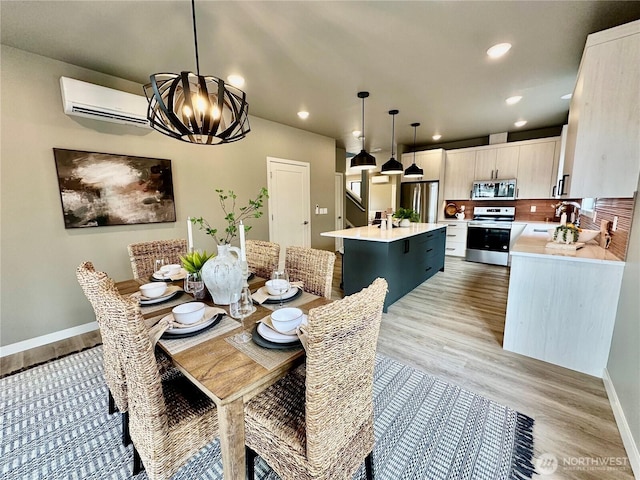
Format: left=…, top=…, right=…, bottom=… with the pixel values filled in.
left=393, top=207, right=420, bottom=227
left=180, top=250, right=214, bottom=277
left=191, top=187, right=268, bottom=305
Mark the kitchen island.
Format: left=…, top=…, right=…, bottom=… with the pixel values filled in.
left=504, top=224, right=624, bottom=377
left=322, top=223, right=446, bottom=311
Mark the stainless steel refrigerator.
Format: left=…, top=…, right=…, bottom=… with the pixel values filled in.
left=400, top=181, right=439, bottom=223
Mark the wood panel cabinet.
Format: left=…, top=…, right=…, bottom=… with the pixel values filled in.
left=562, top=20, right=640, bottom=198
left=474, top=146, right=518, bottom=180
left=516, top=141, right=559, bottom=199
left=401, top=149, right=444, bottom=182
left=443, top=150, right=475, bottom=200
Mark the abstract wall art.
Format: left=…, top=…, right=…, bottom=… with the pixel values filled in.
left=53, top=149, right=176, bottom=228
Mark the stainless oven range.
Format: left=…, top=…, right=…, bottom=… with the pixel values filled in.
left=466, top=206, right=515, bottom=266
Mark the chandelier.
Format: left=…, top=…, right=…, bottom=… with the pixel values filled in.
left=144, top=0, right=250, bottom=145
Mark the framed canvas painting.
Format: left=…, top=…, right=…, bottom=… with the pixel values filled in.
left=53, top=148, right=176, bottom=228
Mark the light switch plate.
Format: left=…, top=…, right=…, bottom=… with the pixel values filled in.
left=530, top=205, right=537, bottom=212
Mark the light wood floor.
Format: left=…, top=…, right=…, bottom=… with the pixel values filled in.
left=3, top=256, right=632, bottom=478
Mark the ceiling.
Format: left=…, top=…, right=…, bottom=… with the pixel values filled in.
left=2, top=1, right=640, bottom=157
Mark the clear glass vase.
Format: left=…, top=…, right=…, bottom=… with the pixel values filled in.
left=201, top=244, right=244, bottom=305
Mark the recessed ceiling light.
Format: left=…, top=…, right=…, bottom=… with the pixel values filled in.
left=297, top=111, right=309, bottom=119
left=371, top=147, right=382, bottom=153
left=352, top=130, right=362, bottom=138
left=226, top=74, right=245, bottom=88
left=506, top=95, right=522, bottom=105
left=561, top=93, right=572, bottom=100
left=487, top=43, right=512, bottom=59
left=432, top=134, right=442, bottom=141
left=514, top=120, right=527, bottom=128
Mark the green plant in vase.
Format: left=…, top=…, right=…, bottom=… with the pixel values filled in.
left=180, top=250, right=214, bottom=279
left=393, top=207, right=420, bottom=225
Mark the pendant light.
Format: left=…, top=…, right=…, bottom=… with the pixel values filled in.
left=404, top=122, right=424, bottom=178
left=380, top=109, right=403, bottom=175
left=350, top=91, right=376, bottom=170
left=144, top=0, right=250, bottom=145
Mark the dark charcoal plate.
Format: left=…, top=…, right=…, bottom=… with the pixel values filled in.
left=251, top=324, right=301, bottom=349
left=161, top=314, right=223, bottom=339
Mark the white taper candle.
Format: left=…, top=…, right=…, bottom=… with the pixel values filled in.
left=187, top=217, right=193, bottom=252
left=239, top=221, right=247, bottom=261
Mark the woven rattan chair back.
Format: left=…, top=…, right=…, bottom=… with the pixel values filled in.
left=246, top=239, right=280, bottom=279
left=127, top=239, right=187, bottom=280
left=76, top=261, right=128, bottom=413
left=285, top=246, right=336, bottom=298
left=304, top=277, right=387, bottom=474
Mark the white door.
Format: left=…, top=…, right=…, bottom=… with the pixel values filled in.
left=334, top=173, right=344, bottom=252
left=267, top=157, right=311, bottom=251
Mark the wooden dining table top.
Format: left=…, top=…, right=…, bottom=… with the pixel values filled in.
left=116, top=275, right=332, bottom=480
left=115, top=276, right=331, bottom=405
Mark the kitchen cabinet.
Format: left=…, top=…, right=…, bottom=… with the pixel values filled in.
left=474, top=146, right=518, bottom=180
left=516, top=140, right=559, bottom=199
left=400, top=149, right=444, bottom=183
left=438, top=221, right=468, bottom=257
left=443, top=150, right=475, bottom=200
left=323, top=224, right=446, bottom=312
left=562, top=20, right=640, bottom=198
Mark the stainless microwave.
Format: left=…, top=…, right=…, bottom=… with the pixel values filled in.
left=471, top=179, right=516, bottom=200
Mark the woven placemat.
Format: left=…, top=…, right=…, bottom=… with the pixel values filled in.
left=257, top=290, right=317, bottom=312
left=225, top=335, right=302, bottom=370
left=158, top=316, right=240, bottom=355
left=139, top=292, right=193, bottom=315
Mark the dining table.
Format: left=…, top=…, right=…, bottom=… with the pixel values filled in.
left=116, top=275, right=331, bottom=480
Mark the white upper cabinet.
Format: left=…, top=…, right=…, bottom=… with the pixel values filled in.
left=516, top=141, right=559, bottom=199
left=444, top=150, right=476, bottom=200
left=563, top=20, right=640, bottom=198
left=474, top=146, right=519, bottom=180
left=400, top=149, right=444, bottom=182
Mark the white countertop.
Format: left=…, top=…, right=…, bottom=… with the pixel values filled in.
left=510, top=224, right=623, bottom=265
left=321, top=223, right=444, bottom=243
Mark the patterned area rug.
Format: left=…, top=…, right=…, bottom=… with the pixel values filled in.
left=0, top=347, right=535, bottom=479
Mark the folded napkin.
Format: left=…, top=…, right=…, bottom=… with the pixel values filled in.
left=252, top=281, right=304, bottom=304
left=258, top=313, right=308, bottom=350
left=148, top=307, right=226, bottom=347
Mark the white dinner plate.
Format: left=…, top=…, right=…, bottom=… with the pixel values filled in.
left=255, top=285, right=299, bottom=301
left=257, top=322, right=300, bottom=343
left=132, top=286, right=183, bottom=305
left=152, top=268, right=188, bottom=281
left=163, top=306, right=224, bottom=335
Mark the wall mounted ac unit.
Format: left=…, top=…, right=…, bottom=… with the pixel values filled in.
left=60, top=76, right=150, bottom=128
left=371, top=175, right=390, bottom=184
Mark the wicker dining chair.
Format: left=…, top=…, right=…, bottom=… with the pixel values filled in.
left=80, top=264, right=219, bottom=479
left=76, top=262, right=180, bottom=448
left=246, top=239, right=280, bottom=279
left=244, top=277, right=388, bottom=480
left=285, top=246, right=336, bottom=298
left=127, top=239, right=187, bottom=280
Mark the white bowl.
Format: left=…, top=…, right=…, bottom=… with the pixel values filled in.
left=139, top=282, right=168, bottom=298
left=160, top=264, right=182, bottom=277
left=578, top=229, right=600, bottom=243
left=270, top=307, right=303, bottom=333
left=265, top=279, right=289, bottom=296
left=172, top=302, right=206, bottom=324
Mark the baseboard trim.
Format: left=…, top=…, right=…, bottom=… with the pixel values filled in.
left=603, top=368, right=640, bottom=479
left=0, top=322, right=98, bottom=358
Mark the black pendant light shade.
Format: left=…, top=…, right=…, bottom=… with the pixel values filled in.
left=404, top=122, right=424, bottom=178
left=144, top=0, right=250, bottom=145
left=381, top=109, right=403, bottom=175
left=350, top=91, right=376, bottom=170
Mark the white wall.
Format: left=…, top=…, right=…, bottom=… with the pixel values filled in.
left=0, top=46, right=336, bottom=346
left=607, top=176, right=640, bottom=470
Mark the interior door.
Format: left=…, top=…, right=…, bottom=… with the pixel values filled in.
left=334, top=173, right=344, bottom=252
left=267, top=157, right=311, bottom=251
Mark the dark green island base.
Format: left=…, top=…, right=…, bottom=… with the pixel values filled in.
left=340, top=226, right=446, bottom=312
